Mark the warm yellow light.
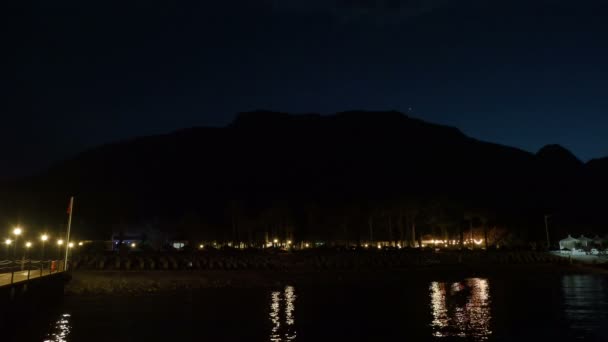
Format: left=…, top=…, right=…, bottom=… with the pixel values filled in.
left=41, top=234, right=49, bottom=242
left=305, top=243, right=310, bottom=248
left=78, top=242, right=83, bottom=246
left=287, top=240, right=292, bottom=245
left=199, top=244, right=204, bottom=249
left=68, top=242, right=74, bottom=248
left=473, top=239, right=483, bottom=245
left=25, top=241, right=32, bottom=248
left=57, top=239, right=64, bottom=246
left=130, top=243, right=136, bottom=248
left=397, top=244, right=402, bottom=249
left=377, top=244, right=382, bottom=249
left=364, top=243, right=369, bottom=248
left=273, top=238, right=278, bottom=244
left=13, top=227, right=22, bottom=236
left=5, top=239, right=12, bottom=245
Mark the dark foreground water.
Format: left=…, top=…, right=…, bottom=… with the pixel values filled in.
left=16, top=273, right=608, bottom=341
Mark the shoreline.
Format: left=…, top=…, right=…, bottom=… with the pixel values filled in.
left=65, top=263, right=608, bottom=296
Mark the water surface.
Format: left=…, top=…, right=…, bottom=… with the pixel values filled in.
left=31, top=274, right=608, bottom=341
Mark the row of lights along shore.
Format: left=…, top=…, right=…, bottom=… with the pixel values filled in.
left=4, top=227, right=83, bottom=249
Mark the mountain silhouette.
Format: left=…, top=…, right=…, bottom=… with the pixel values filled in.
left=1, top=111, right=605, bottom=242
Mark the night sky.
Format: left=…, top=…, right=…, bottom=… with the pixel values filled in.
left=7, top=0, right=608, bottom=178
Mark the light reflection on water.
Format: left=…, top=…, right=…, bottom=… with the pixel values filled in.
left=36, top=275, right=608, bottom=341
left=43, top=313, right=72, bottom=342
left=429, top=278, right=492, bottom=340
left=562, top=275, right=608, bottom=338
left=270, top=285, right=297, bottom=342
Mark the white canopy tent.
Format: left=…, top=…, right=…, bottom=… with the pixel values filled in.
left=593, top=235, right=605, bottom=247
left=577, top=235, right=593, bottom=248
left=559, top=235, right=579, bottom=250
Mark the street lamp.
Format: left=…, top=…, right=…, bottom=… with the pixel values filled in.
left=57, top=239, right=64, bottom=260
left=12, top=227, right=22, bottom=259
left=41, top=234, right=49, bottom=260
left=23, top=241, right=32, bottom=273
left=24, top=241, right=32, bottom=262
left=4, top=239, right=11, bottom=259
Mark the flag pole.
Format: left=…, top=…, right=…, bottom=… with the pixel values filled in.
left=64, top=196, right=74, bottom=271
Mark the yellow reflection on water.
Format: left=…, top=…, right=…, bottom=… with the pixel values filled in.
left=429, top=278, right=492, bottom=340
left=43, top=313, right=71, bottom=342
left=270, top=286, right=297, bottom=341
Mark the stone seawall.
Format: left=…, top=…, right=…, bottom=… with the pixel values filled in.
left=70, top=250, right=570, bottom=272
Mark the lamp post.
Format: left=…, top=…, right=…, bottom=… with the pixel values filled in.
left=67, top=242, right=74, bottom=270
left=57, top=239, right=64, bottom=260
left=4, top=239, right=11, bottom=259
left=12, top=227, right=22, bottom=259
left=41, top=234, right=49, bottom=260
left=25, top=242, right=32, bottom=278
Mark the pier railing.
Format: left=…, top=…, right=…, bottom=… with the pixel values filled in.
left=0, top=260, right=65, bottom=286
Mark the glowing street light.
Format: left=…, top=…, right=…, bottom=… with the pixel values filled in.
left=4, top=239, right=11, bottom=259
left=41, top=234, right=49, bottom=260
left=287, top=240, right=292, bottom=245
left=12, top=227, right=22, bottom=236
left=305, top=243, right=310, bottom=248
left=273, top=238, right=278, bottom=244
left=57, top=240, right=64, bottom=246
left=68, top=242, right=74, bottom=248
left=130, top=243, right=136, bottom=248
left=199, top=244, right=204, bottom=249
left=78, top=242, right=83, bottom=246
left=25, top=242, right=32, bottom=248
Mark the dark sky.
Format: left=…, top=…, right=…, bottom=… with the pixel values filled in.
left=7, top=0, right=608, bottom=177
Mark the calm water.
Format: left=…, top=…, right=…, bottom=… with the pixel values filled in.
left=21, top=274, right=608, bottom=341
